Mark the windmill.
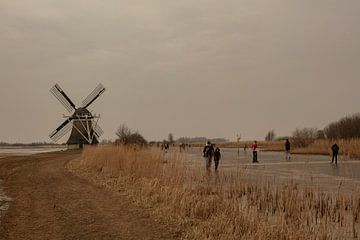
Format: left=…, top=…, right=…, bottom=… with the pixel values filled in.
left=49, top=83, right=106, bottom=149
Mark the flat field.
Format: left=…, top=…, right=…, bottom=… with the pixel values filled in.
left=68, top=146, right=360, bottom=239
left=1, top=146, right=359, bottom=239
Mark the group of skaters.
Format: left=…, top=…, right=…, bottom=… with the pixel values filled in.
left=159, top=138, right=342, bottom=171
left=251, top=139, right=291, bottom=163
left=160, top=142, right=192, bottom=153
left=253, top=139, right=340, bottom=165
left=282, top=139, right=340, bottom=165
left=203, top=139, right=341, bottom=168
left=203, top=141, right=221, bottom=171
left=160, top=143, right=170, bottom=153
left=202, top=140, right=262, bottom=170
left=179, top=143, right=192, bottom=152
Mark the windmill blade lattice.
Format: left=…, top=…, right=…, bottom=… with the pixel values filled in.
left=50, top=84, right=76, bottom=113
left=82, top=84, right=106, bottom=108
left=93, top=123, right=104, bottom=138
left=49, top=119, right=72, bottom=142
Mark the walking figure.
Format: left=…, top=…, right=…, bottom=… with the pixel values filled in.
left=203, top=141, right=214, bottom=170
left=252, top=141, right=258, bottom=163
left=285, top=139, right=291, bottom=160
left=164, top=143, right=169, bottom=153
left=179, top=143, right=186, bottom=152
left=214, top=147, right=221, bottom=170
left=331, top=143, right=339, bottom=165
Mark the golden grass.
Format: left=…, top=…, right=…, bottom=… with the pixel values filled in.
left=294, top=139, right=360, bottom=159
left=68, top=145, right=360, bottom=239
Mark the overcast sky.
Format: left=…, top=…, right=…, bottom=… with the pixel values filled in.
left=1, top=0, right=360, bottom=143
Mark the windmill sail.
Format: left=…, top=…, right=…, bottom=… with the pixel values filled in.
left=50, top=84, right=76, bottom=112
left=93, top=123, right=104, bottom=138
left=49, top=118, right=72, bottom=142
left=82, top=84, right=106, bottom=108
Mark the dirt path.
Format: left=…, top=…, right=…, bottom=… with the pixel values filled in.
left=0, top=151, right=180, bottom=240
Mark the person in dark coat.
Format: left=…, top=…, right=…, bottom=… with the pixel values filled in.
left=164, top=143, right=169, bottom=153
left=285, top=139, right=291, bottom=160
left=213, top=147, right=221, bottom=170
left=203, top=141, right=214, bottom=170
left=331, top=143, right=340, bottom=165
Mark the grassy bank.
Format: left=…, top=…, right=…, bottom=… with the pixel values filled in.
left=68, top=146, right=360, bottom=239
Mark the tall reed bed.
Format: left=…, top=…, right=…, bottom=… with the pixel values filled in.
left=294, top=139, right=360, bottom=159
left=68, top=145, right=360, bottom=239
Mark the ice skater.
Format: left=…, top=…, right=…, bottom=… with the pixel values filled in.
left=203, top=141, right=214, bottom=170
left=285, top=139, right=291, bottom=160
left=251, top=141, right=258, bottom=163
left=331, top=143, right=339, bottom=165
left=164, top=143, right=169, bottom=153
left=213, top=147, right=221, bottom=171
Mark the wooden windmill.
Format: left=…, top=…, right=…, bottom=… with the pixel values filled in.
left=49, top=83, right=105, bottom=149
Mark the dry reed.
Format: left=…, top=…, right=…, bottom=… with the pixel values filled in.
left=294, top=139, right=360, bottom=159
left=68, top=145, right=360, bottom=239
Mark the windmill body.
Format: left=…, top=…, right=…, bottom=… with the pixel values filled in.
left=66, top=108, right=99, bottom=149
left=49, top=84, right=105, bottom=149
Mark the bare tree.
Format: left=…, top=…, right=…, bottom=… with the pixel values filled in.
left=115, top=124, right=147, bottom=146
left=116, top=124, right=132, bottom=144
left=168, top=133, right=174, bottom=144
left=292, top=128, right=318, bottom=148
left=316, top=130, right=326, bottom=139
left=265, top=130, right=276, bottom=141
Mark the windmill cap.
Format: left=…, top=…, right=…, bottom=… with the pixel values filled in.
left=74, top=108, right=92, bottom=115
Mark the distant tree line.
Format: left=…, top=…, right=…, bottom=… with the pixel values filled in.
left=264, top=113, right=360, bottom=148
left=0, top=141, right=59, bottom=146
left=113, top=112, right=360, bottom=148
left=176, top=137, right=229, bottom=143
left=324, top=113, right=360, bottom=139
left=100, top=139, right=114, bottom=144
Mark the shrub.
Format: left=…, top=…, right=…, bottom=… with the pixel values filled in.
left=291, top=128, right=318, bottom=148
left=115, top=124, right=147, bottom=146
left=265, top=130, right=276, bottom=141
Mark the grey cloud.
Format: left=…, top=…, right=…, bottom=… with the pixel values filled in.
left=0, top=0, right=360, bottom=142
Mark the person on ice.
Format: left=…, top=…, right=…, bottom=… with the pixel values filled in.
left=251, top=141, right=258, bottom=163
left=331, top=143, right=340, bottom=165
left=213, top=147, right=221, bottom=171
left=203, top=141, right=214, bottom=170
left=164, top=143, right=169, bottom=153
left=285, top=139, right=291, bottom=160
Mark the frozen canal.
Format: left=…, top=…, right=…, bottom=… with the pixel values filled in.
left=179, top=147, right=360, bottom=194
left=0, top=146, right=66, bottom=157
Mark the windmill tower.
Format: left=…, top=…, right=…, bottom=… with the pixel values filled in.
left=49, top=83, right=106, bottom=149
